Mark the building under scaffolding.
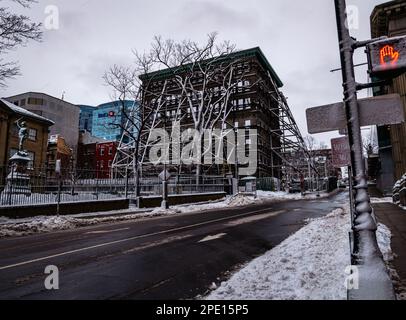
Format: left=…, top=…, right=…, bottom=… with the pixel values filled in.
left=112, top=47, right=316, bottom=186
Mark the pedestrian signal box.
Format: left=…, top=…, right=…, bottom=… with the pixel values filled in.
left=367, top=36, right=406, bottom=76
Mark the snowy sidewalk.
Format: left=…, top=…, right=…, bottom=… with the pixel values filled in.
left=205, top=205, right=393, bottom=300
left=373, top=200, right=406, bottom=300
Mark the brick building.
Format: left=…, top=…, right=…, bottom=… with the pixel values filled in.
left=0, top=98, right=53, bottom=170
left=76, top=131, right=105, bottom=172
left=6, top=92, right=80, bottom=159
left=140, top=47, right=283, bottom=178
left=96, top=141, right=117, bottom=178
left=46, top=135, right=73, bottom=176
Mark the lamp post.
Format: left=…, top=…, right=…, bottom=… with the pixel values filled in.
left=224, top=120, right=239, bottom=195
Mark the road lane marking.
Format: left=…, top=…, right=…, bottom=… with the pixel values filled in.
left=198, top=233, right=227, bottom=243
left=85, top=227, right=130, bottom=235
left=123, top=234, right=194, bottom=254
left=225, top=210, right=285, bottom=226
left=0, top=207, right=282, bottom=271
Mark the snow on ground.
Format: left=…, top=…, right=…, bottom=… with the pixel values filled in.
left=0, top=191, right=335, bottom=238
left=370, top=197, right=393, bottom=204
left=205, top=205, right=394, bottom=300
left=0, top=209, right=179, bottom=238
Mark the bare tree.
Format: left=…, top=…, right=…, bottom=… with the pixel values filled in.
left=362, top=134, right=378, bottom=156
left=0, top=0, right=42, bottom=87
left=137, top=33, right=256, bottom=182
left=103, top=61, right=168, bottom=196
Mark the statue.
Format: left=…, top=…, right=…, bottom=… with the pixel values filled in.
left=16, top=118, right=28, bottom=153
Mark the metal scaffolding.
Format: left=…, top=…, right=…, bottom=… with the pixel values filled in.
left=267, top=74, right=319, bottom=184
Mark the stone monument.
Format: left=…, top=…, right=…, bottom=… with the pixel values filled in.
left=1, top=119, right=32, bottom=204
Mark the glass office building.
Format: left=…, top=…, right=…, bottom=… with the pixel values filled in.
left=92, top=100, right=135, bottom=141
left=78, top=105, right=96, bottom=132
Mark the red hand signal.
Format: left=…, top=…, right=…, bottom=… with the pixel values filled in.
left=380, top=45, right=400, bottom=66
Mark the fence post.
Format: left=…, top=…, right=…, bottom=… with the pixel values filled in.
left=125, top=168, right=129, bottom=199
left=56, top=174, right=61, bottom=216
left=95, top=176, right=99, bottom=201
left=8, top=165, right=14, bottom=206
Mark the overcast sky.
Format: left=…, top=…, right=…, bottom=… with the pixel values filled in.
left=1, top=0, right=385, bottom=145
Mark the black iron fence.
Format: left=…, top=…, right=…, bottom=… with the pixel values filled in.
left=0, top=166, right=228, bottom=207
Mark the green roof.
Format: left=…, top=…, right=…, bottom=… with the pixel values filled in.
left=141, top=47, right=284, bottom=88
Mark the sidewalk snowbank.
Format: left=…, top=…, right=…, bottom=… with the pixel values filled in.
left=206, top=206, right=393, bottom=300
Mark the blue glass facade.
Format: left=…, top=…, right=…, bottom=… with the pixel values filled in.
left=91, top=100, right=136, bottom=141
left=78, top=105, right=95, bottom=132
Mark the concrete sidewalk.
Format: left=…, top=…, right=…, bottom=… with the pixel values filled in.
left=373, top=202, right=406, bottom=299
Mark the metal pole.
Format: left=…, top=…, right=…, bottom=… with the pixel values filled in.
left=161, top=106, right=169, bottom=209
left=335, top=0, right=395, bottom=299
left=124, top=166, right=129, bottom=199
left=234, top=126, right=239, bottom=195
left=56, top=173, right=61, bottom=216
left=8, top=165, right=14, bottom=206
left=348, top=165, right=354, bottom=227
left=335, top=0, right=376, bottom=256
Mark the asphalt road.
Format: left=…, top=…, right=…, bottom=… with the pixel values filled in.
left=0, top=191, right=348, bottom=300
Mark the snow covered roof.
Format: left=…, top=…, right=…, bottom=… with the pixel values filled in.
left=141, top=47, right=284, bottom=88
left=0, top=98, right=54, bottom=126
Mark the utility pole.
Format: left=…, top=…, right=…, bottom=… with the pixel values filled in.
left=334, top=0, right=395, bottom=299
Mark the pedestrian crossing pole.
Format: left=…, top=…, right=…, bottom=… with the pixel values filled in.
left=334, top=0, right=395, bottom=299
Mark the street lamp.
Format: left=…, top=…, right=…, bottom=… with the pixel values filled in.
left=223, top=120, right=239, bottom=195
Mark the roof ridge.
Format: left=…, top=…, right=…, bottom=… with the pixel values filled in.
left=0, top=98, right=54, bottom=125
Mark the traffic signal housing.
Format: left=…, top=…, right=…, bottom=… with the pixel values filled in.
left=367, top=35, right=406, bottom=77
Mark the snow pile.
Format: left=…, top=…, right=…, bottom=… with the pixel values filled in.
left=206, top=205, right=395, bottom=300
left=376, top=223, right=393, bottom=262
left=376, top=222, right=406, bottom=300
left=256, top=190, right=332, bottom=202
left=206, top=207, right=351, bottom=300
left=371, top=197, right=393, bottom=204
left=0, top=210, right=180, bottom=238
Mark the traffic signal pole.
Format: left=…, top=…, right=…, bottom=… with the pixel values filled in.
left=334, top=0, right=395, bottom=299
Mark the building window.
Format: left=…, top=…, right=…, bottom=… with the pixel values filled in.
left=108, top=160, right=112, bottom=168
left=28, top=97, right=44, bottom=105
left=245, top=120, right=251, bottom=127
left=20, top=99, right=26, bottom=106
left=108, top=147, right=113, bottom=155
left=28, top=128, right=37, bottom=141
left=100, top=148, right=104, bottom=156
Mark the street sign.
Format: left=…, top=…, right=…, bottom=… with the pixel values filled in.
left=367, top=36, right=406, bottom=76
left=159, top=170, right=171, bottom=181
left=331, top=137, right=351, bottom=168
left=306, top=94, right=405, bottom=134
